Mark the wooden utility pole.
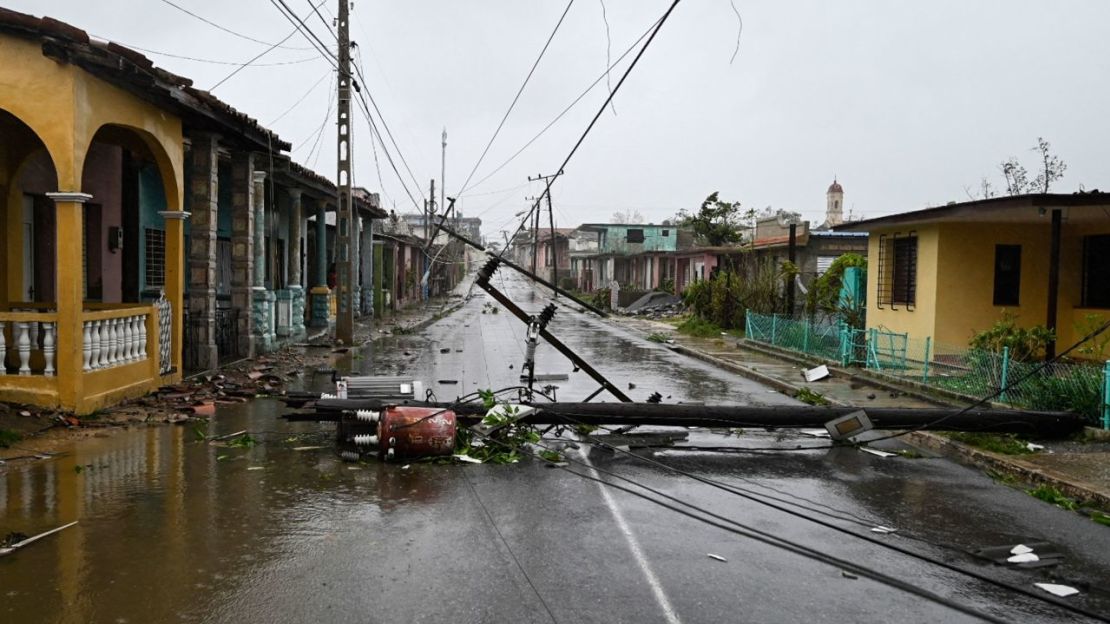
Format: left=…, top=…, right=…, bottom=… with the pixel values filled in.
left=335, top=0, right=354, bottom=344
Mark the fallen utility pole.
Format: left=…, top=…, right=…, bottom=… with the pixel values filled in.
left=285, top=399, right=1085, bottom=437
left=433, top=220, right=608, bottom=317
left=475, top=257, right=631, bottom=402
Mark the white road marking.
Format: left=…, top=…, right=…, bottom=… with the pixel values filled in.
left=579, top=449, right=681, bottom=624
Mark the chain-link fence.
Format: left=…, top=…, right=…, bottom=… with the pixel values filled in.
left=745, top=311, right=1109, bottom=425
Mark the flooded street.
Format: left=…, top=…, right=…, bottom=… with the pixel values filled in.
left=4, top=273, right=1110, bottom=623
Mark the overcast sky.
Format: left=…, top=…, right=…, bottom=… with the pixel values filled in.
left=12, top=1, right=1110, bottom=236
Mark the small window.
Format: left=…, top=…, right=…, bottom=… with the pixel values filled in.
left=878, top=233, right=916, bottom=309
left=891, top=236, right=917, bottom=307
left=662, top=229, right=670, bottom=237
left=1082, top=234, right=1110, bottom=308
left=145, top=227, right=165, bottom=288
left=816, top=256, right=836, bottom=276
left=993, top=244, right=1021, bottom=306
left=626, top=228, right=645, bottom=243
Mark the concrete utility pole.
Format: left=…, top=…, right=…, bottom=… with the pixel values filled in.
left=441, top=127, right=447, bottom=220
left=528, top=171, right=562, bottom=296
left=334, top=0, right=354, bottom=344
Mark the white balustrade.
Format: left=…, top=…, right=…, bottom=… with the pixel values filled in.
left=82, top=322, right=92, bottom=372
left=81, top=313, right=151, bottom=372
left=123, top=317, right=134, bottom=363
left=42, top=323, right=55, bottom=377
left=98, top=319, right=109, bottom=368
left=17, top=322, right=31, bottom=375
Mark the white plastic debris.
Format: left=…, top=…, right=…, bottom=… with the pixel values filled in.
left=453, top=454, right=483, bottom=464
left=401, top=464, right=411, bottom=470
left=871, top=526, right=898, bottom=534
left=1007, top=552, right=1040, bottom=564
left=247, top=466, right=264, bottom=471
left=1034, top=583, right=1080, bottom=597
left=799, top=428, right=831, bottom=438
left=803, top=365, right=830, bottom=382
left=859, top=447, right=897, bottom=458
left=707, top=553, right=727, bottom=562
left=1011, top=544, right=1034, bottom=555
left=1026, top=442, right=1045, bottom=452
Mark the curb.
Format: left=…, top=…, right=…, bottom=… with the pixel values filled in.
left=614, top=317, right=1110, bottom=509
left=666, top=344, right=847, bottom=405
left=905, top=431, right=1110, bottom=509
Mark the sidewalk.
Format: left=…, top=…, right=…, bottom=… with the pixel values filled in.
left=611, top=314, right=1110, bottom=511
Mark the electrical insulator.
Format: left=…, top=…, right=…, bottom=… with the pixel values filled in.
left=352, top=434, right=378, bottom=447
left=355, top=410, right=380, bottom=423
left=339, top=450, right=360, bottom=462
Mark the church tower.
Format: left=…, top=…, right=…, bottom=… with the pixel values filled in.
left=826, top=179, right=844, bottom=227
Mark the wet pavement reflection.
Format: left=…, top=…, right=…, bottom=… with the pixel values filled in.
left=2, top=272, right=1109, bottom=623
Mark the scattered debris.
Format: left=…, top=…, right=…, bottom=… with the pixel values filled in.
left=0, top=521, right=79, bottom=557
left=453, top=454, right=483, bottom=464
left=1026, top=442, right=1045, bottom=452
left=707, top=553, right=727, bottom=562
left=859, top=447, right=897, bottom=458
left=1034, top=583, right=1080, bottom=598
left=870, top=526, right=897, bottom=534
left=1008, top=552, right=1039, bottom=564
left=247, top=466, right=265, bottom=471
left=841, top=571, right=859, bottom=580
left=438, top=379, right=459, bottom=385
left=803, top=365, right=830, bottom=382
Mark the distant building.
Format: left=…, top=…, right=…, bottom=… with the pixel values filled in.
left=398, top=212, right=481, bottom=243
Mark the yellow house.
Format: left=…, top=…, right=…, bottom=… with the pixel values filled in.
left=836, top=193, right=1110, bottom=359
left=0, top=10, right=280, bottom=413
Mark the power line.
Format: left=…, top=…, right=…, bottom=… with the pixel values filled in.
left=157, top=0, right=313, bottom=50
left=209, top=1, right=329, bottom=91
left=459, top=15, right=662, bottom=197
left=115, top=42, right=319, bottom=67
left=469, top=428, right=1012, bottom=623
left=305, top=0, right=338, bottom=41
left=268, top=72, right=331, bottom=125
left=455, top=0, right=577, bottom=197
left=496, top=0, right=682, bottom=266
left=352, top=62, right=427, bottom=202
left=270, top=0, right=339, bottom=66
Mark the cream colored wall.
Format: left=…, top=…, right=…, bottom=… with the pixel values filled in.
left=865, top=224, right=939, bottom=343
left=932, top=222, right=1051, bottom=347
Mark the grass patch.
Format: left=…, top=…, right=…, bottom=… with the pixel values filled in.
left=0, top=429, right=22, bottom=448
left=985, top=468, right=1019, bottom=485
left=1028, top=484, right=1079, bottom=511
left=794, top=387, right=830, bottom=406
left=676, top=316, right=725, bottom=338
left=945, top=432, right=1032, bottom=455
left=646, top=332, right=669, bottom=343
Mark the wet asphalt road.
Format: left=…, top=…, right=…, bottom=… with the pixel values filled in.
left=3, top=271, right=1110, bottom=623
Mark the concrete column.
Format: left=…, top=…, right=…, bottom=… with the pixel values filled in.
left=360, top=217, right=374, bottom=315
left=160, top=209, right=189, bottom=376
left=250, top=171, right=275, bottom=352
left=287, top=189, right=305, bottom=335
left=352, top=214, right=362, bottom=316
left=309, top=201, right=330, bottom=328
left=229, top=151, right=255, bottom=357
left=46, top=192, right=92, bottom=411
left=187, top=132, right=219, bottom=370
left=252, top=172, right=266, bottom=290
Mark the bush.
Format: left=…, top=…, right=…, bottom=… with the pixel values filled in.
left=969, top=311, right=1054, bottom=362
left=679, top=256, right=787, bottom=331
left=676, top=316, right=723, bottom=338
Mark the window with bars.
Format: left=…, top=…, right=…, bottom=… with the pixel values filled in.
left=626, top=228, right=645, bottom=243
left=877, top=232, right=916, bottom=309
left=145, top=227, right=166, bottom=288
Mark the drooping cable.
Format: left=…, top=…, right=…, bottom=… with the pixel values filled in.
left=157, top=0, right=313, bottom=50
left=455, top=0, right=577, bottom=197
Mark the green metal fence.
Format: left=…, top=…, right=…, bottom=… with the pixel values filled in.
left=745, top=311, right=1109, bottom=426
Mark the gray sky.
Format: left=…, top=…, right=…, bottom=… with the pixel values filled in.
left=14, top=1, right=1110, bottom=236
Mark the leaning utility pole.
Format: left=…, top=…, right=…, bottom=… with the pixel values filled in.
left=334, top=0, right=354, bottom=344
left=441, top=127, right=447, bottom=220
